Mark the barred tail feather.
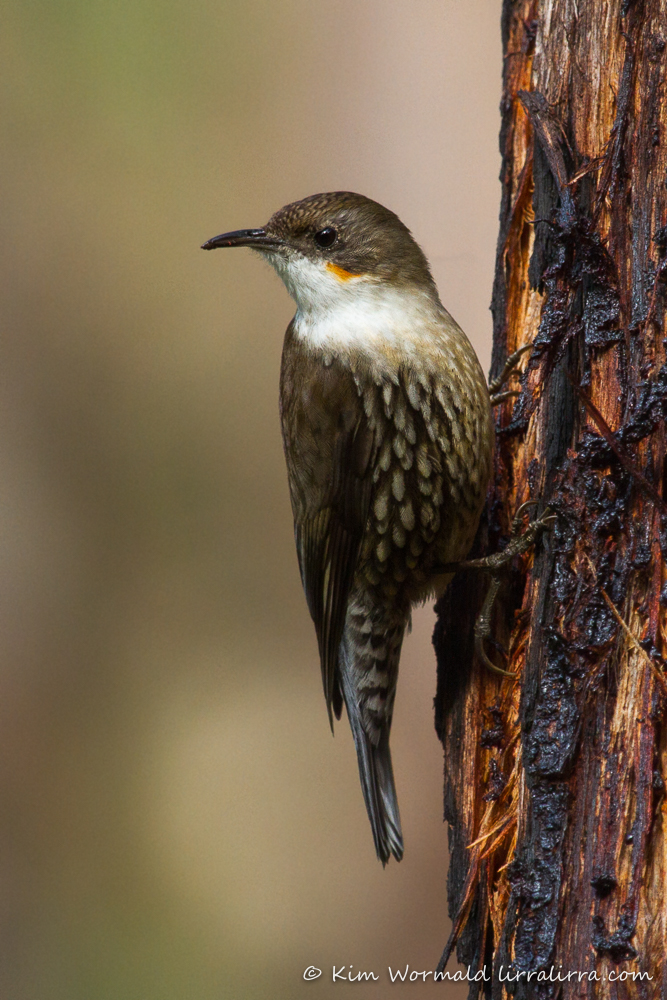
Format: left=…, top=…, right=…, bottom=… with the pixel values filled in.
left=339, top=648, right=403, bottom=865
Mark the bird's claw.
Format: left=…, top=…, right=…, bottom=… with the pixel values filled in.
left=489, top=342, right=533, bottom=406
left=491, top=390, right=521, bottom=405
left=475, top=629, right=513, bottom=677
left=460, top=502, right=556, bottom=679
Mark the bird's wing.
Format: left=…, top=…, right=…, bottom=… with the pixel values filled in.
left=280, top=328, right=376, bottom=726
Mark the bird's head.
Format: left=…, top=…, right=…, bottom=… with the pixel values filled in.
left=202, top=192, right=439, bottom=316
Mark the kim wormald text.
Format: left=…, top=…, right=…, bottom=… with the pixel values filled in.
left=308, top=965, right=653, bottom=984
left=330, top=965, right=490, bottom=983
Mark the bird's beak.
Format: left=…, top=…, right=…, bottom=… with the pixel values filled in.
left=201, top=228, right=284, bottom=251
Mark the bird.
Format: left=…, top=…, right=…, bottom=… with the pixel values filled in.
left=202, top=192, right=494, bottom=864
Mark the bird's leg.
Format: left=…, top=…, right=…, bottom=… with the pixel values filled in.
left=456, top=501, right=555, bottom=574
left=488, top=343, right=532, bottom=407
left=473, top=574, right=508, bottom=675
left=435, top=502, right=556, bottom=677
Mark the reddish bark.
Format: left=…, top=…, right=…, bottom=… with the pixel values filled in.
left=434, top=3, right=667, bottom=996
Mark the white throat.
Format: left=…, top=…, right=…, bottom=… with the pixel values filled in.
left=264, top=252, right=446, bottom=354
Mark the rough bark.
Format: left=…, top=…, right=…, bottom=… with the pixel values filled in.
left=434, top=2, right=667, bottom=997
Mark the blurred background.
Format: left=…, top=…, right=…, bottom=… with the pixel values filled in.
left=0, top=2, right=501, bottom=997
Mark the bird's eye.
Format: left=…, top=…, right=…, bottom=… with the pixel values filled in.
left=314, top=227, right=337, bottom=249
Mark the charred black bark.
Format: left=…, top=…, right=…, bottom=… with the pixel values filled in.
left=434, top=3, right=667, bottom=997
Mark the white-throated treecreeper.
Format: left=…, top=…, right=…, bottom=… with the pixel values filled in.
left=203, top=192, right=494, bottom=864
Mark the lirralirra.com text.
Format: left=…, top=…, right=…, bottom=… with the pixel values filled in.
left=323, top=965, right=653, bottom=984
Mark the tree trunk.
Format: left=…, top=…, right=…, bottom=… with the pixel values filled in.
left=434, top=2, right=667, bottom=996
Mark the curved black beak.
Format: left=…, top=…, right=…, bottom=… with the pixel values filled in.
left=201, top=228, right=284, bottom=251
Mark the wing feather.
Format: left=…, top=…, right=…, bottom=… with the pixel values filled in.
left=293, top=429, right=375, bottom=725
left=280, top=330, right=376, bottom=726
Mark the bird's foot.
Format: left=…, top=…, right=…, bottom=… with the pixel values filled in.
left=467, top=501, right=556, bottom=676
left=435, top=502, right=556, bottom=677
left=474, top=575, right=511, bottom=675
left=488, top=343, right=532, bottom=407
left=457, top=501, right=556, bottom=575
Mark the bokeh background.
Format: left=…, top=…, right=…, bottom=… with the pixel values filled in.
left=1, top=2, right=501, bottom=997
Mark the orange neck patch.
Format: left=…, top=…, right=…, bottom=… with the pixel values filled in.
left=326, top=262, right=359, bottom=282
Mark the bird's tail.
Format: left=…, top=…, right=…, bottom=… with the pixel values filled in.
left=339, top=642, right=403, bottom=865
